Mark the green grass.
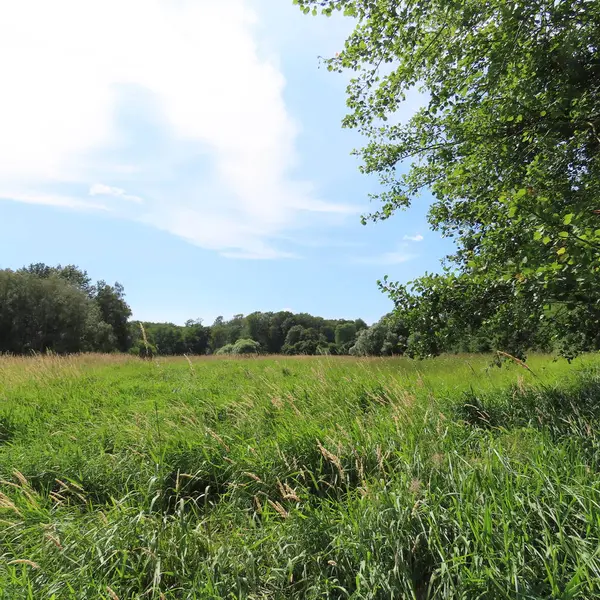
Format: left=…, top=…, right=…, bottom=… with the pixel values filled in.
left=1, top=353, right=600, bottom=599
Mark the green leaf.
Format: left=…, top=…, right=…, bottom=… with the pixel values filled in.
left=533, top=231, right=542, bottom=241
left=516, top=188, right=527, bottom=198
left=508, top=206, right=517, bottom=218
left=557, top=247, right=566, bottom=256
left=558, top=231, right=569, bottom=238
left=563, top=213, right=574, bottom=225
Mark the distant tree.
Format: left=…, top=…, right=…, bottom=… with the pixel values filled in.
left=19, top=263, right=93, bottom=296
left=244, top=312, right=272, bottom=350
left=0, top=270, right=101, bottom=354
left=335, top=322, right=358, bottom=353
left=232, top=338, right=261, bottom=355
left=94, top=281, right=132, bottom=352
left=227, top=314, right=245, bottom=344
left=354, top=318, right=368, bottom=332
left=350, top=315, right=409, bottom=357
left=282, top=326, right=324, bottom=355
left=210, top=317, right=229, bottom=353
left=183, top=319, right=210, bottom=355
left=321, top=325, right=336, bottom=344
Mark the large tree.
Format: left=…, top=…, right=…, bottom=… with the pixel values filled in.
left=297, top=0, right=600, bottom=356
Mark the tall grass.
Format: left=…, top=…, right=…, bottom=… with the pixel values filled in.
left=0, top=353, right=599, bottom=598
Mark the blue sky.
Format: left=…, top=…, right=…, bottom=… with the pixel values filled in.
left=0, top=0, right=453, bottom=325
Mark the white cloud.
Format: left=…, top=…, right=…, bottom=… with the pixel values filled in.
left=403, top=234, right=424, bottom=242
left=0, top=0, right=358, bottom=259
left=90, top=184, right=143, bottom=204
left=0, top=190, right=108, bottom=212
left=354, top=251, right=417, bottom=266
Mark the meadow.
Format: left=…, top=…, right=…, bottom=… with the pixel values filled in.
left=1, top=353, right=600, bottom=599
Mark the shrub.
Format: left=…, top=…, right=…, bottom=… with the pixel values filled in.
left=232, top=338, right=261, bottom=355
left=215, top=344, right=235, bottom=355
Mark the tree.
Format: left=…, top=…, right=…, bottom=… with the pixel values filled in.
left=334, top=321, right=357, bottom=353
left=282, top=326, right=325, bottom=355
left=19, top=263, right=93, bottom=295
left=350, top=314, right=409, bottom=356
left=94, top=281, right=132, bottom=352
left=298, top=0, right=600, bottom=357
left=0, top=270, right=104, bottom=354
left=244, top=312, right=272, bottom=350
left=210, top=317, right=229, bottom=353
left=183, top=319, right=210, bottom=355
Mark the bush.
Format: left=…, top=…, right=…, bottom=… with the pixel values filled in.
left=232, top=338, right=260, bottom=355
left=215, top=344, right=235, bottom=355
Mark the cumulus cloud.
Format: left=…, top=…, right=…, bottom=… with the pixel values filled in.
left=0, top=0, right=357, bottom=258
left=403, top=234, right=424, bottom=242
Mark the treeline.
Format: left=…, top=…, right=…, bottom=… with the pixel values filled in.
left=5, top=262, right=589, bottom=360
left=132, top=313, right=372, bottom=356
left=0, top=264, right=392, bottom=357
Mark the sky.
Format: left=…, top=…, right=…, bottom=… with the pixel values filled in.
left=0, top=0, right=453, bottom=325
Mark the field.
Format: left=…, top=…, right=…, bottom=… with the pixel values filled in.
left=1, top=354, right=600, bottom=599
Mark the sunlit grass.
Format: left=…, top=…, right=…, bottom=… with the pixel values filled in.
left=1, top=353, right=599, bottom=598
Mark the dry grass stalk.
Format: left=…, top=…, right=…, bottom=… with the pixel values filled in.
left=49, top=491, right=66, bottom=504
left=285, top=394, right=302, bottom=417
left=183, top=354, right=196, bottom=375
left=107, top=586, right=120, bottom=600
left=353, top=452, right=365, bottom=482
left=8, top=559, right=40, bottom=569
left=45, top=533, right=63, bottom=550
left=55, top=479, right=87, bottom=504
left=277, top=480, right=300, bottom=502
left=317, top=440, right=344, bottom=479
left=496, top=350, right=536, bottom=375
left=139, top=322, right=150, bottom=354
left=267, top=499, right=289, bottom=519
left=409, top=478, right=422, bottom=494
left=13, top=470, right=28, bottom=487
left=244, top=472, right=264, bottom=484
left=0, top=492, right=22, bottom=516
left=206, top=428, right=230, bottom=451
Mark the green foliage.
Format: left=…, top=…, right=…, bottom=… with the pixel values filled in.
left=1, top=264, right=367, bottom=357
left=130, top=319, right=210, bottom=357
left=334, top=321, right=357, bottom=353
left=1, top=353, right=600, bottom=597
left=232, top=338, right=261, bottom=355
left=350, top=313, right=409, bottom=356
left=0, top=269, right=115, bottom=354
left=95, top=281, right=132, bottom=352
left=210, top=312, right=365, bottom=356
left=298, top=0, right=600, bottom=359
left=215, top=343, right=235, bottom=355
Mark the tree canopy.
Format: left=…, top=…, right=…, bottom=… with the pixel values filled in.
left=296, top=0, right=600, bottom=358
left=0, top=265, right=131, bottom=354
